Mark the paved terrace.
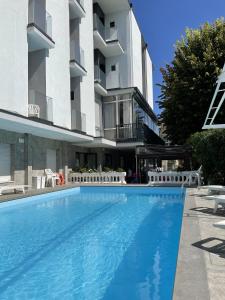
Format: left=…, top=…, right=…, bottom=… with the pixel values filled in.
left=174, top=188, right=225, bottom=300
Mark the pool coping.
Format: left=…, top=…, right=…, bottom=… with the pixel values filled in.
left=0, top=183, right=184, bottom=204
left=173, top=188, right=210, bottom=299
left=173, top=188, right=225, bottom=299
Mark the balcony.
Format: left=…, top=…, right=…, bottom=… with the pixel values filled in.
left=70, top=40, right=87, bottom=77
left=94, top=66, right=107, bottom=96
left=71, top=109, right=86, bottom=132
left=104, top=123, right=145, bottom=142
left=28, top=90, right=53, bottom=123
left=93, top=14, right=124, bottom=58
left=69, top=0, right=85, bottom=19
left=27, top=0, right=55, bottom=52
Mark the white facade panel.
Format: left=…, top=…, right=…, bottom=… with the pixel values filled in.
left=146, top=50, right=154, bottom=109
left=130, top=11, right=143, bottom=93
left=80, top=0, right=96, bottom=136
left=0, top=1, right=28, bottom=116
left=46, top=0, right=71, bottom=129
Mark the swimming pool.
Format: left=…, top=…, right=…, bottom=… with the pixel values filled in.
left=0, top=187, right=185, bottom=300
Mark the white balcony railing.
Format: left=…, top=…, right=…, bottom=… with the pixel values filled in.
left=28, top=89, right=53, bottom=122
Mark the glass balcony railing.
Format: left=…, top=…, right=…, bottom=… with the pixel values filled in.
left=94, top=66, right=106, bottom=89
left=95, top=126, right=104, bottom=137
left=70, top=40, right=85, bottom=70
left=28, top=89, right=53, bottom=122
left=71, top=109, right=86, bottom=132
left=104, top=123, right=144, bottom=141
left=77, top=0, right=85, bottom=11
left=105, top=26, right=120, bottom=43
left=28, top=0, right=53, bottom=39
left=93, top=14, right=122, bottom=45
left=93, top=14, right=105, bottom=40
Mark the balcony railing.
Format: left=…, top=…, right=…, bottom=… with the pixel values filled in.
left=93, top=14, right=105, bottom=40
left=77, top=0, right=84, bottom=10
left=28, top=0, right=53, bottom=39
left=70, top=40, right=85, bottom=70
left=104, top=123, right=145, bottom=142
left=95, top=126, right=104, bottom=137
left=105, top=26, right=121, bottom=43
left=28, top=90, right=53, bottom=122
left=94, top=66, right=106, bottom=89
left=93, top=14, right=122, bottom=44
left=71, top=109, right=86, bottom=132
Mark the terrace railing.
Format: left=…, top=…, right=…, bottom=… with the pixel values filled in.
left=148, top=171, right=199, bottom=186
left=69, top=172, right=127, bottom=184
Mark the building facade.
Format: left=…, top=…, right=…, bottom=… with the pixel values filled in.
left=0, top=0, right=161, bottom=184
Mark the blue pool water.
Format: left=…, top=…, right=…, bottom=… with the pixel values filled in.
left=0, top=187, right=185, bottom=300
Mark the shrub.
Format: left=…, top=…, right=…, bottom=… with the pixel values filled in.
left=189, top=129, right=225, bottom=184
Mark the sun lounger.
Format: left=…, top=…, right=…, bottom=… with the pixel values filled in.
left=213, top=220, right=225, bottom=229
left=206, top=195, right=225, bottom=213
left=200, top=185, right=225, bottom=195
left=0, top=185, right=30, bottom=195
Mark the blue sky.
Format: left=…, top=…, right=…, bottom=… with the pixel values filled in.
left=132, top=0, right=225, bottom=115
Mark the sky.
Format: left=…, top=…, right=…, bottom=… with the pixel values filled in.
left=132, top=0, right=225, bottom=115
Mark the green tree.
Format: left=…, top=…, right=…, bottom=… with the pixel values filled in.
left=189, top=129, right=225, bottom=184
left=159, top=18, right=225, bottom=144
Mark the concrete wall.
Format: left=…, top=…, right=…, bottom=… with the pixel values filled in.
left=0, top=0, right=28, bottom=116
left=79, top=0, right=95, bottom=136
left=46, top=0, right=71, bottom=129
left=28, top=50, right=46, bottom=96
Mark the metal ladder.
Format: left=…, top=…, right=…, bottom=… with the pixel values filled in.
left=203, top=64, right=225, bottom=128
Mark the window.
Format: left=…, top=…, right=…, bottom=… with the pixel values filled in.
left=111, top=65, right=116, bottom=72
left=71, top=91, right=75, bottom=101
left=110, top=21, right=115, bottom=28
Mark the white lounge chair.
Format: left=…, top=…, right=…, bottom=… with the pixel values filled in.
left=201, top=185, right=225, bottom=195
left=213, top=220, right=225, bottom=229
left=45, top=169, right=59, bottom=187
left=0, top=185, right=30, bottom=195
left=206, top=195, right=225, bottom=213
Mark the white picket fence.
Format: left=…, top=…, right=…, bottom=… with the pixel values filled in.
left=68, top=172, right=127, bottom=184
left=148, top=171, right=200, bottom=186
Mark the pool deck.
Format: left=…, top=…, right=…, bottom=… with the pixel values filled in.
left=174, top=188, right=225, bottom=300
left=0, top=185, right=224, bottom=299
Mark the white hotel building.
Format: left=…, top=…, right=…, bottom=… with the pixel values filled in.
left=0, top=0, right=162, bottom=185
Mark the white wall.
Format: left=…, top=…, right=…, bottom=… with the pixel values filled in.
left=0, top=0, right=28, bottom=116
left=145, top=50, right=154, bottom=109
left=46, top=0, right=71, bottom=129
left=105, top=9, right=131, bottom=90
left=130, top=11, right=143, bottom=94
left=80, top=0, right=95, bottom=136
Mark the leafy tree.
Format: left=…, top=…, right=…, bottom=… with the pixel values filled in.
left=189, top=129, right=225, bottom=184
left=159, top=18, right=225, bottom=144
